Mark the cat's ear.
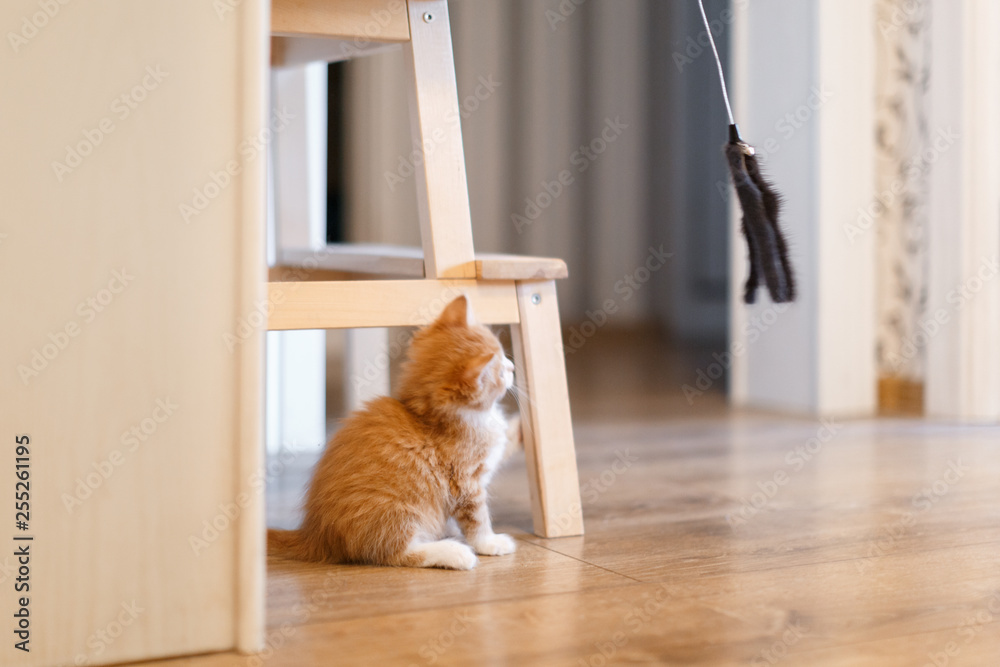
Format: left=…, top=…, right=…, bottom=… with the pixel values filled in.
left=437, top=295, right=471, bottom=328
left=463, top=352, right=495, bottom=383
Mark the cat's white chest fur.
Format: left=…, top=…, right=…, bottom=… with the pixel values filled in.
left=461, top=404, right=508, bottom=486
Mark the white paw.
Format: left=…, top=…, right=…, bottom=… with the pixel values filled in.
left=420, top=540, right=478, bottom=570
left=473, top=533, right=517, bottom=556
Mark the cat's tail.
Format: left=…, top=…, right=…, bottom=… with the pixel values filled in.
left=267, top=528, right=308, bottom=560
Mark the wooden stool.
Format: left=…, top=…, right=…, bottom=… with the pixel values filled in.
left=267, top=0, right=583, bottom=538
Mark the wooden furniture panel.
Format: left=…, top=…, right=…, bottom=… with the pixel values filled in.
left=0, top=1, right=266, bottom=664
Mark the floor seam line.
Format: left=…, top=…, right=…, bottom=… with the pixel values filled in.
left=519, top=538, right=644, bottom=583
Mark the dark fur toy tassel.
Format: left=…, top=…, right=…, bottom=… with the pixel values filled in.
left=725, top=125, right=795, bottom=304
left=697, top=0, right=796, bottom=304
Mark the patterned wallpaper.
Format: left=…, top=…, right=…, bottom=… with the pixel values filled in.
left=874, top=0, right=931, bottom=380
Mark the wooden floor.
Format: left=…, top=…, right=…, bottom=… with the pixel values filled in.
left=134, top=332, right=1000, bottom=666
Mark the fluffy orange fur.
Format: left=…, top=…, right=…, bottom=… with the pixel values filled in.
left=268, top=295, right=518, bottom=570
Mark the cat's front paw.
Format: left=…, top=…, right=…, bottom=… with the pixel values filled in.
left=418, top=539, right=479, bottom=570
left=473, top=533, right=517, bottom=556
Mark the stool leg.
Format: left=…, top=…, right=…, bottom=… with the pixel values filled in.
left=402, top=0, right=476, bottom=279
left=510, top=280, right=584, bottom=538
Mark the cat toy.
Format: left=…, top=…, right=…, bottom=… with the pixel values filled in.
left=697, top=0, right=795, bottom=303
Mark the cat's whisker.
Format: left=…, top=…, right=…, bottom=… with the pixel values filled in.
left=506, top=384, right=535, bottom=442
left=506, top=386, right=523, bottom=413
left=509, top=382, right=533, bottom=406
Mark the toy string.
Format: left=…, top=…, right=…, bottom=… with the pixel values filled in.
left=696, top=0, right=735, bottom=126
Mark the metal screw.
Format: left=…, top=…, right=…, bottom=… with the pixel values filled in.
left=531, top=293, right=541, bottom=305
left=422, top=12, right=434, bottom=22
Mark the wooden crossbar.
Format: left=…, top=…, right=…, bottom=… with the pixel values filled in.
left=266, top=279, right=520, bottom=330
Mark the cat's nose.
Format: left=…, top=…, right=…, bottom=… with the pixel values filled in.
left=503, top=357, right=514, bottom=372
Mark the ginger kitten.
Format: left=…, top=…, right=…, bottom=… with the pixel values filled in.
left=269, top=295, right=517, bottom=570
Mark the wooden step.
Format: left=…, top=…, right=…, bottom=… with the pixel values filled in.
left=271, top=0, right=411, bottom=67
left=272, top=244, right=569, bottom=281
left=271, top=0, right=410, bottom=42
